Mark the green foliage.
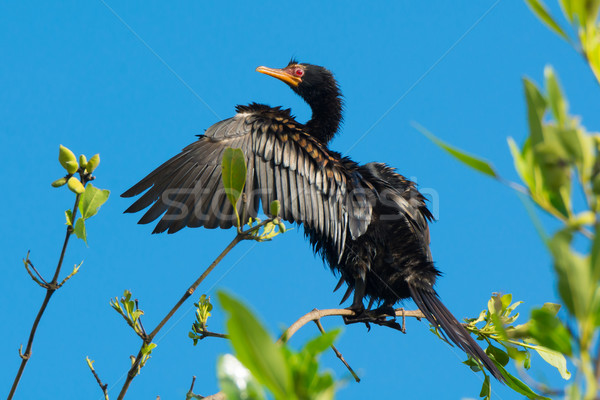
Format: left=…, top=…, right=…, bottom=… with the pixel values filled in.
left=461, top=293, right=567, bottom=399
left=525, top=0, right=600, bottom=83
left=73, top=218, right=87, bottom=243
left=418, top=6, right=600, bottom=394
left=218, top=354, right=266, bottom=400
left=221, top=147, right=288, bottom=241
left=413, top=122, right=498, bottom=178
left=525, top=0, right=571, bottom=40
left=51, top=177, right=68, bottom=187
left=79, top=184, right=110, bottom=219
left=218, top=291, right=337, bottom=400
left=244, top=215, right=287, bottom=242
left=70, top=184, right=110, bottom=245
left=59, top=144, right=78, bottom=174
left=219, top=291, right=293, bottom=399
left=67, top=176, right=85, bottom=194
left=138, top=343, right=157, bottom=374
left=52, top=146, right=110, bottom=244
left=222, top=148, right=247, bottom=228
left=110, top=290, right=146, bottom=338
left=86, top=154, right=100, bottom=173
left=188, top=294, right=214, bottom=345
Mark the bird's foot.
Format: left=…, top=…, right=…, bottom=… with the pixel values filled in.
left=342, top=303, right=370, bottom=329
left=343, top=305, right=405, bottom=333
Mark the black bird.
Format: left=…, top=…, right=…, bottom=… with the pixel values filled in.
left=121, top=60, right=504, bottom=381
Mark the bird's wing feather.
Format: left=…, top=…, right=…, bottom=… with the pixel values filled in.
left=121, top=105, right=373, bottom=255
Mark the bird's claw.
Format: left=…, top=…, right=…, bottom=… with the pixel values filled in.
left=343, top=306, right=405, bottom=333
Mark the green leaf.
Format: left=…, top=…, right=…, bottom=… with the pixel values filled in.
left=591, top=223, right=600, bottom=282
left=463, top=357, right=482, bottom=373
left=523, top=78, right=547, bottom=147
left=218, top=354, right=266, bottom=400
left=413, top=123, right=497, bottom=178
left=496, top=363, right=551, bottom=399
left=222, top=148, right=247, bottom=210
left=508, top=137, right=535, bottom=189
left=500, top=293, right=512, bottom=311
left=532, top=136, right=572, bottom=194
left=78, top=184, right=110, bottom=220
left=542, top=302, right=562, bottom=315
left=529, top=307, right=573, bottom=355
left=65, top=210, right=73, bottom=226
left=533, top=346, right=571, bottom=380
left=479, top=374, right=491, bottom=400
left=270, top=200, right=281, bottom=218
left=544, top=66, right=568, bottom=126
left=486, top=344, right=510, bottom=367
left=559, top=0, right=574, bottom=22
left=525, top=0, right=570, bottom=41
left=549, top=228, right=592, bottom=318
left=141, top=342, right=157, bottom=356
left=73, top=218, right=87, bottom=244
left=303, top=329, right=340, bottom=356
left=218, top=291, right=292, bottom=400
left=587, top=0, right=600, bottom=25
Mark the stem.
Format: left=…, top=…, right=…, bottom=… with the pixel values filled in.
left=116, top=233, right=244, bottom=400
left=8, top=194, right=80, bottom=400
left=582, top=349, right=597, bottom=400
left=313, top=319, right=360, bottom=382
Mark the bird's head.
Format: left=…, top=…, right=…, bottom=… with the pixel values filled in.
left=256, top=59, right=343, bottom=143
left=256, top=60, right=338, bottom=102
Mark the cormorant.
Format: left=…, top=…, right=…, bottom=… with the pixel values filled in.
left=121, top=60, right=504, bottom=381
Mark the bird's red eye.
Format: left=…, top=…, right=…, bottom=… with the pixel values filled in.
left=294, top=68, right=304, bottom=77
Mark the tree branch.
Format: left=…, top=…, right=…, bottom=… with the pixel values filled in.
left=8, top=193, right=81, bottom=400
left=279, top=307, right=424, bottom=343
left=86, top=357, right=109, bottom=400
left=313, top=319, right=360, bottom=382
left=115, top=219, right=277, bottom=400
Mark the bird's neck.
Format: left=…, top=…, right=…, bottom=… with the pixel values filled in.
left=305, top=96, right=342, bottom=145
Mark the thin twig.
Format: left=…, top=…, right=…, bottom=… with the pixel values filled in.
left=87, top=357, right=109, bottom=400
left=23, top=259, right=47, bottom=288
left=8, top=194, right=81, bottom=400
left=115, top=220, right=272, bottom=400
left=198, top=330, right=228, bottom=340
left=135, top=299, right=147, bottom=337
left=57, top=261, right=82, bottom=288
left=185, top=376, right=204, bottom=400
left=313, top=319, right=360, bottom=382
left=23, top=252, right=49, bottom=286
left=201, top=393, right=226, bottom=400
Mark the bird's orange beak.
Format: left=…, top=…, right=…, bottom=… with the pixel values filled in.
left=256, top=66, right=301, bottom=87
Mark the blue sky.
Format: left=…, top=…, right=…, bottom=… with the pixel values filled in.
left=2, top=1, right=599, bottom=399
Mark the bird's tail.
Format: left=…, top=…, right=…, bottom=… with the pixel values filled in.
left=409, top=284, right=505, bottom=382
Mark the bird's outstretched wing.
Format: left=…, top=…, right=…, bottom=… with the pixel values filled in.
left=121, top=103, right=373, bottom=256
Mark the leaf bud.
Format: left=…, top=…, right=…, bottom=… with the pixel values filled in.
left=67, top=177, right=85, bottom=194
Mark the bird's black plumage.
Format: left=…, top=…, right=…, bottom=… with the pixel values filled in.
left=121, top=60, right=504, bottom=382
